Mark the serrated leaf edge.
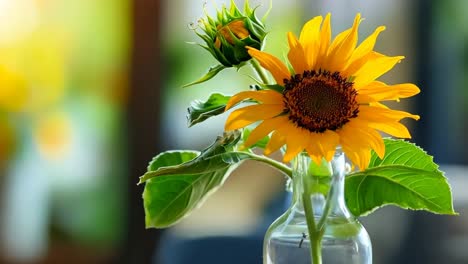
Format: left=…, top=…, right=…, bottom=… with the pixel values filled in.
left=348, top=165, right=457, bottom=217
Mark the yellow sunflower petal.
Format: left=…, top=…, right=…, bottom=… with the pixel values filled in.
left=353, top=55, right=405, bottom=88
left=315, top=13, right=331, bottom=69
left=339, top=122, right=368, bottom=150
left=340, top=139, right=372, bottom=170
left=311, top=156, right=323, bottom=166
left=357, top=81, right=421, bottom=101
left=363, top=127, right=386, bottom=159
left=216, top=20, right=250, bottom=47
left=349, top=26, right=386, bottom=64
left=304, top=135, right=322, bottom=165
left=264, top=130, right=286, bottom=155
left=225, top=104, right=284, bottom=130
left=340, top=119, right=385, bottom=159
left=327, top=24, right=351, bottom=54
left=369, top=101, right=389, bottom=109
left=355, top=148, right=371, bottom=170
left=299, top=16, right=323, bottom=44
left=305, top=145, right=323, bottom=166
left=225, top=90, right=283, bottom=110
left=367, top=121, right=412, bottom=138
left=299, top=16, right=323, bottom=69
left=287, top=32, right=308, bottom=74
left=342, top=51, right=385, bottom=78
left=247, top=47, right=290, bottom=85
left=305, top=141, right=320, bottom=158
left=356, top=94, right=376, bottom=104
left=307, top=130, right=340, bottom=162
left=360, top=106, right=420, bottom=121
left=357, top=106, right=418, bottom=138
left=282, top=125, right=308, bottom=163
left=244, top=116, right=288, bottom=148
left=284, top=146, right=304, bottom=163
left=226, top=20, right=250, bottom=39
left=326, top=13, right=362, bottom=72
left=341, top=144, right=361, bottom=170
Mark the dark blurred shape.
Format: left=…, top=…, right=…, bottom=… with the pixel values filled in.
left=117, top=0, right=164, bottom=263
left=412, top=0, right=467, bottom=164
left=156, top=190, right=289, bottom=264
left=396, top=1, right=435, bottom=262
left=158, top=235, right=263, bottom=264
left=397, top=0, right=468, bottom=263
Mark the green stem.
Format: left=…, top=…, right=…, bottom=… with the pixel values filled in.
left=235, top=151, right=292, bottom=178
left=302, top=178, right=324, bottom=264
left=317, top=182, right=335, bottom=231
left=251, top=59, right=270, bottom=84
left=311, top=234, right=323, bottom=264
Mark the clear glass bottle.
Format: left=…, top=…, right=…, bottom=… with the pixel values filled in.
left=264, top=151, right=372, bottom=264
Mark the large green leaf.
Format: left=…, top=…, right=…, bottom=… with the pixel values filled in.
left=143, top=151, right=201, bottom=228
left=141, top=131, right=294, bottom=228
left=141, top=132, right=241, bottom=228
left=345, top=139, right=456, bottom=217
left=187, top=93, right=231, bottom=127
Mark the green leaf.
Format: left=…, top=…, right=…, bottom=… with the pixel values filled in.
left=249, top=82, right=284, bottom=93
left=140, top=131, right=241, bottom=184
left=141, top=131, right=294, bottom=228
left=183, top=64, right=226, bottom=87
left=142, top=151, right=235, bottom=228
left=141, top=132, right=241, bottom=228
left=187, top=93, right=231, bottom=127
left=261, top=84, right=284, bottom=93
left=143, top=131, right=285, bottom=228
left=345, top=139, right=456, bottom=217
left=143, top=151, right=199, bottom=228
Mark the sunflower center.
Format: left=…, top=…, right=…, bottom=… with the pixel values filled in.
left=283, top=70, right=359, bottom=133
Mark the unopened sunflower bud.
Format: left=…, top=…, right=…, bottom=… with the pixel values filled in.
left=198, top=0, right=266, bottom=67
left=184, top=0, right=266, bottom=87
left=184, top=0, right=267, bottom=87
left=214, top=19, right=250, bottom=50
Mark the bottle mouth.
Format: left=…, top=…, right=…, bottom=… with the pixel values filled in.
left=293, top=146, right=344, bottom=159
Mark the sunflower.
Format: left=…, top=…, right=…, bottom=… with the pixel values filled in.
left=224, top=13, right=420, bottom=169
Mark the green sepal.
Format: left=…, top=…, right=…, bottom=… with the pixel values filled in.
left=247, top=75, right=284, bottom=92
left=193, top=0, right=267, bottom=68
left=183, top=64, right=226, bottom=87
left=187, top=93, right=231, bottom=127
left=345, top=139, right=457, bottom=217
left=302, top=158, right=333, bottom=196
left=260, top=84, right=284, bottom=93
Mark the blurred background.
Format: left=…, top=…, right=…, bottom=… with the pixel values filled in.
left=0, top=0, right=466, bottom=264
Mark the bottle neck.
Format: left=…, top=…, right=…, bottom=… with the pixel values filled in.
left=289, top=151, right=351, bottom=218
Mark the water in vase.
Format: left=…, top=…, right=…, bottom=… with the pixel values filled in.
left=265, top=218, right=372, bottom=264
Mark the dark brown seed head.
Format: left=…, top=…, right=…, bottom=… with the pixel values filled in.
left=283, top=70, right=359, bottom=133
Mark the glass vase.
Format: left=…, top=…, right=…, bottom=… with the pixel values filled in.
left=264, top=151, right=372, bottom=264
